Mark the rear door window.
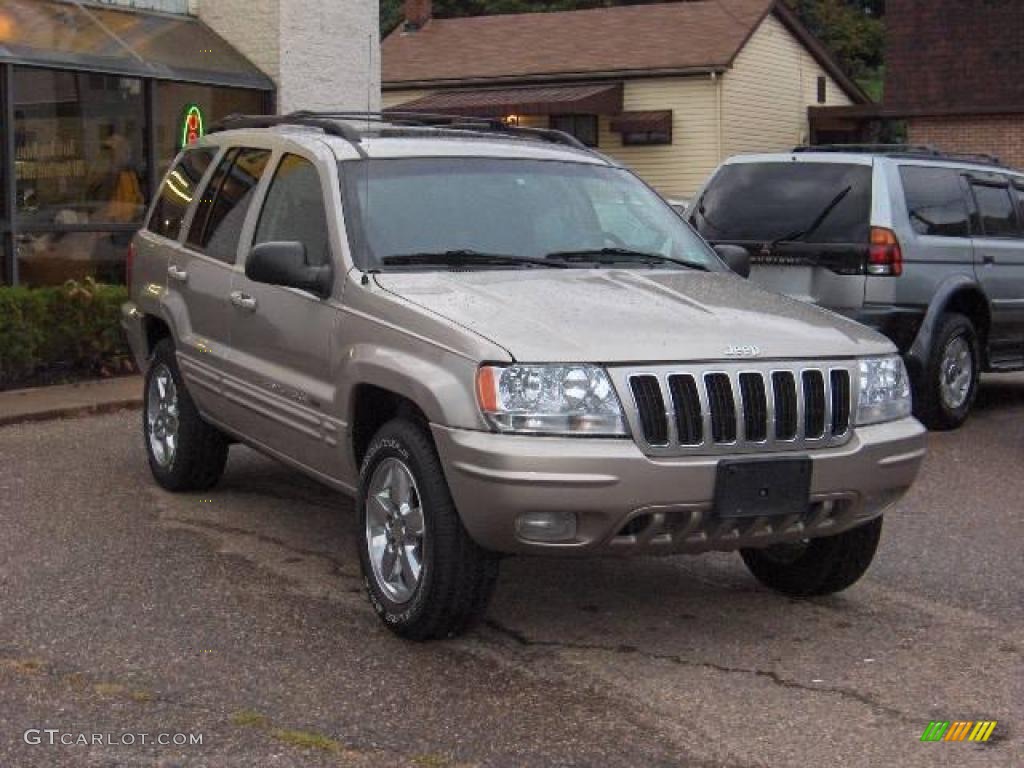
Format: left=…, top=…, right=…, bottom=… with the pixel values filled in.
left=899, top=166, right=971, bottom=237
left=148, top=149, right=215, bottom=240
left=691, top=162, right=872, bottom=244
left=970, top=181, right=1020, bottom=238
left=187, top=147, right=272, bottom=263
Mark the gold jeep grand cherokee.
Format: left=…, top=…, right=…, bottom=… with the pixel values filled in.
left=122, top=112, right=926, bottom=640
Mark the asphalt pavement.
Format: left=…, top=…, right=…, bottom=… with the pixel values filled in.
left=1, top=375, right=1022, bottom=767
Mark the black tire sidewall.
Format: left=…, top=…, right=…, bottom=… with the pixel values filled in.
left=356, top=423, right=439, bottom=629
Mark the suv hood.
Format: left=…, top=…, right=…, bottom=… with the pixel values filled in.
left=373, top=270, right=892, bottom=363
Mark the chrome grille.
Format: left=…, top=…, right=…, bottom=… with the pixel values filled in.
left=618, top=363, right=855, bottom=456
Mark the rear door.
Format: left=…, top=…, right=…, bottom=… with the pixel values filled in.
left=225, top=151, right=342, bottom=476
left=691, top=158, right=873, bottom=310
left=967, top=172, right=1024, bottom=367
left=167, top=146, right=272, bottom=415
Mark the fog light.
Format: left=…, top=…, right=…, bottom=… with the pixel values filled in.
left=515, top=511, right=577, bottom=542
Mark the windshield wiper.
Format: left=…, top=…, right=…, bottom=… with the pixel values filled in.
left=380, top=250, right=567, bottom=269
left=545, top=248, right=708, bottom=271
left=769, top=185, right=853, bottom=250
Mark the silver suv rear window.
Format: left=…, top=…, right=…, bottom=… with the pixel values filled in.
left=692, top=162, right=872, bottom=244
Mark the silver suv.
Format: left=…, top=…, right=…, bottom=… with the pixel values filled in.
left=123, top=114, right=925, bottom=640
left=691, top=146, right=1024, bottom=430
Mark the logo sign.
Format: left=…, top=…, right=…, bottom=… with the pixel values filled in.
left=180, top=104, right=205, bottom=149
left=724, top=344, right=761, bottom=358
left=920, top=721, right=997, bottom=743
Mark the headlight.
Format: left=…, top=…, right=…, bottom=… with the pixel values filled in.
left=476, top=364, right=628, bottom=436
left=856, top=356, right=912, bottom=425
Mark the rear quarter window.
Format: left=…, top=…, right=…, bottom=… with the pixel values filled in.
left=147, top=149, right=215, bottom=240
left=691, top=161, right=872, bottom=244
left=899, top=166, right=970, bottom=238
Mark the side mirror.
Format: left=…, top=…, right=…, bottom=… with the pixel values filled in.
left=246, top=241, right=332, bottom=297
left=713, top=244, right=751, bottom=279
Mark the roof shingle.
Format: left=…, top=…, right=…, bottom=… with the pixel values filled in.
left=382, top=0, right=774, bottom=86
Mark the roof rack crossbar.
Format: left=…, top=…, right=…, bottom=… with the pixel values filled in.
left=289, top=110, right=591, bottom=151
left=208, top=113, right=368, bottom=157
left=208, top=111, right=593, bottom=155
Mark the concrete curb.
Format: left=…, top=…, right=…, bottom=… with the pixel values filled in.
left=0, top=376, right=144, bottom=428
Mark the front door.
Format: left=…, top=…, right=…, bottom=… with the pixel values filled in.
left=968, top=174, right=1024, bottom=368
left=226, top=152, right=342, bottom=477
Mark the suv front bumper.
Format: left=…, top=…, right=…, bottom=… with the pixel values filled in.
left=432, top=418, right=926, bottom=556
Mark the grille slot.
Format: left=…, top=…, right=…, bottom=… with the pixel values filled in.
left=738, top=372, right=768, bottom=442
left=830, top=369, right=851, bottom=435
left=630, top=375, right=668, bottom=445
left=802, top=370, right=827, bottom=438
left=668, top=374, right=703, bottom=445
left=772, top=371, right=798, bottom=440
left=705, top=374, right=737, bottom=443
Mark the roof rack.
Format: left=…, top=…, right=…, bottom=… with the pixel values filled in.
left=208, top=110, right=591, bottom=155
left=793, top=143, right=1005, bottom=167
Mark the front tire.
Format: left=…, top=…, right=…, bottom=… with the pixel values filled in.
left=739, top=517, right=883, bottom=597
left=913, top=312, right=980, bottom=431
left=143, top=339, right=228, bottom=492
left=357, top=418, right=499, bottom=640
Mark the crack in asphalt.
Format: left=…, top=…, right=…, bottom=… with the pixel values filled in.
left=483, top=619, right=918, bottom=724
left=161, top=517, right=362, bottom=582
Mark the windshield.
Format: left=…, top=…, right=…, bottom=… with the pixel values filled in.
left=341, top=157, right=720, bottom=271
left=691, top=162, right=872, bottom=244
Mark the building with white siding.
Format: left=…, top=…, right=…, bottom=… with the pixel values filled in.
left=383, top=0, right=866, bottom=201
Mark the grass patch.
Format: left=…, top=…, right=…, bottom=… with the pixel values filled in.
left=412, top=755, right=453, bottom=768
left=270, top=727, right=345, bottom=754
left=231, top=709, right=271, bottom=729
left=1, top=658, right=45, bottom=675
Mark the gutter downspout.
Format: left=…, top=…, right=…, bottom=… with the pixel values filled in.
left=712, top=71, right=723, bottom=162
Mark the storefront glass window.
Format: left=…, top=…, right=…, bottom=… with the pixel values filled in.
left=14, top=67, right=147, bottom=227
left=156, top=82, right=265, bottom=180
left=16, top=230, right=132, bottom=286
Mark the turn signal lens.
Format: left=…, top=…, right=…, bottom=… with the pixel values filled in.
left=868, top=227, right=902, bottom=276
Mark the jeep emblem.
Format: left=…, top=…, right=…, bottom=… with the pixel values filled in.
left=725, top=344, right=761, bottom=358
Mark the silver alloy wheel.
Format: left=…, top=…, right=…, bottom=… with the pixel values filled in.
left=365, top=458, right=426, bottom=604
left=940, top=335, right=973, bottom=411
left=147, top=364, right=180, bottom=468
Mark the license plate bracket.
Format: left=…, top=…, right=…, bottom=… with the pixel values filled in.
left=713, top=457, right=812, bottom=519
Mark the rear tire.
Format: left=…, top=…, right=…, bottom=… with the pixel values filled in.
left=913, top=312, right=979, bottom=431
left=357, top=418, right=499, bottom=640
left=739, top=517, right=883, bottom=597
left=143, top=339, right=228, bottom=492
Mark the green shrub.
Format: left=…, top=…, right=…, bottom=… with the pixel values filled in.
left=0, top=279, right=133, bottom=390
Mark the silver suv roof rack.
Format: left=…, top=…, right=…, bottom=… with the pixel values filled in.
left=209, top=110, right=590, bottom=155
left=793, top=144, right=1005, bottom=168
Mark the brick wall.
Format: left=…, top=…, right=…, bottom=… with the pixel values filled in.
left=908, top=114, right=1024, bottom=171
left=886, top=0, right=1024, bottom=113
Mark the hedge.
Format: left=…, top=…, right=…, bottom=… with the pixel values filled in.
left=0, top=279, right=135, bottom=390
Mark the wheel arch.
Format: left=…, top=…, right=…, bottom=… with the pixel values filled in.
left=907, top=277, right=991, bottom=373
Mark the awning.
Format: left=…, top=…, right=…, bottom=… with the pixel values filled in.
left=390, top=83, right=624, bottom=117
left=0, top=0, right=274, bottom=91
left=610, top=110, right=673, bottom=134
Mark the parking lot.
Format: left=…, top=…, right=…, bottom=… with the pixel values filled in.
left=1, top=376, right=1022, bottom=768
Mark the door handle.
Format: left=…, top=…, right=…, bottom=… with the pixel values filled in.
left=167, top=264, right=189, bottom=282
left=230, top=291, right=257, bottom=312
left=982, top=254, right=996, bottom=265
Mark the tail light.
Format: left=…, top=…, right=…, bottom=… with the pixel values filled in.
left=868, top=227, right=902, bottom=276
left=126, top=240, right=137, bottom=287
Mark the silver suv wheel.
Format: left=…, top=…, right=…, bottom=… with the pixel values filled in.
left=146, top=363, right=179, bottom=468
left=364, top=457, right=426, bottom=604
left=939, top=335, right=973, bottom=411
